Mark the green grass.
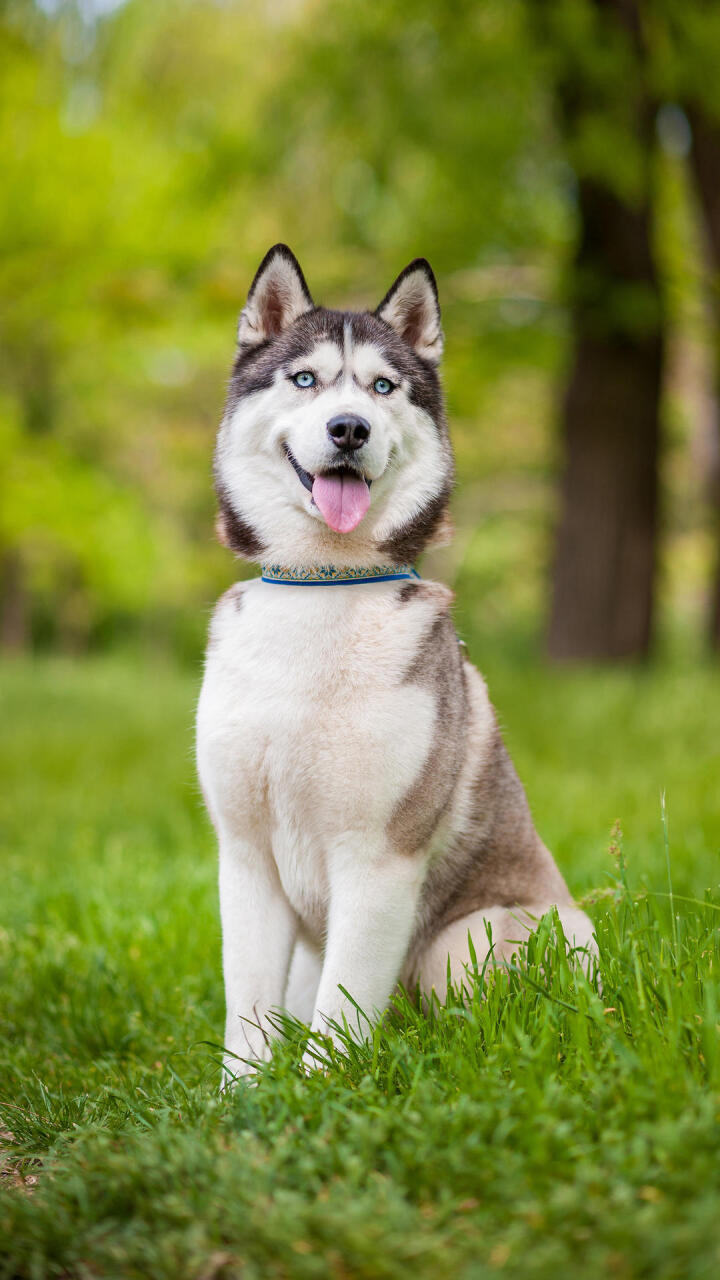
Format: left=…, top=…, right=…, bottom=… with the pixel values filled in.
left=1, top=648, right=719, bottom=1279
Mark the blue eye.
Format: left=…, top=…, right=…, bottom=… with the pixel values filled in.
left=373, top=377, right=394, bottom=395
left=292, top=371, right=315, bottom=388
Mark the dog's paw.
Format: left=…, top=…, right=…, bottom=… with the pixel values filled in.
left=300, top=1043, right=331, bottom=1077
left=220, top=1056, right=260, bottom=1093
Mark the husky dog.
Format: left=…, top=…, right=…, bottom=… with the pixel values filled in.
left=196, top=245, right=596, bottom=1078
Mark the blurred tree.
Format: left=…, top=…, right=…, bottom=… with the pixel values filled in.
left=0, top=0, right=293, bottom=651
left=0, top=2, right=169, bottom=646
left=661, top=1, right=720, bottom=652
left=537, top=0, right=664, bottom=660
left=685, top=104, right=720, bottom=650
left=542, top=0, right=720, bottom=659
left=258, top=0, right=557, bottom=277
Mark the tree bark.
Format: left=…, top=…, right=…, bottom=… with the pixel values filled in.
left=547, top=182, right=664, bottom=659
left=684, top=104, right=720, bottom=652
left=546, top=1, right=664, bottom=661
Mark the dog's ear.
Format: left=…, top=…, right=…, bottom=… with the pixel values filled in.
left=237, top=244, right=314, bottom=346
left=375, top=259, right=443, bottom=363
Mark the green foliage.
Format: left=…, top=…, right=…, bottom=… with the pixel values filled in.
left=265, top=0, right=563, bottom=268
left=0, top=0, right=300, bottom=646
left=1, top=0, right=719, bottom=652
left=0, top=652, right=719, bottom=1276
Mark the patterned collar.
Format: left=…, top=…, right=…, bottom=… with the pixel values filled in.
left=261, top=563, right=420, bottom=586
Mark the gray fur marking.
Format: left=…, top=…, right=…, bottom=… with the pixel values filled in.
left=408, top=720, right=571, bottom=970
left=388, top=595, right=468, bottom=853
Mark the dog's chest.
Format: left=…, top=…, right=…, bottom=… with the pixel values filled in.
left=197, top=581, right=438, bottom=928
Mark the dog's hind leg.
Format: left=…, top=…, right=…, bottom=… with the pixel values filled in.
left=412, top=903, right=598, bottom=999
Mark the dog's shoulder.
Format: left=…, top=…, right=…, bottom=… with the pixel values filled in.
left=385, top=576, right=472, bottom=853
left=391, top=577, right=464, bottom=678
left=390, top=577, right=456, bottom=653
left=395, top=577, right=454, bottom=612
left=206, top=580, right=253, bottom=652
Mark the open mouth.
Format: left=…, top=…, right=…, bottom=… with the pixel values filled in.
left=284, top=445, right=371, bottom=534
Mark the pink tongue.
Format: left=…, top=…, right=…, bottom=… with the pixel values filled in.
left=311, top=472, right=371, bottom=533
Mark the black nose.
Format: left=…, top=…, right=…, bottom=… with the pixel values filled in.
left=326, top=413, right=371, bottom=451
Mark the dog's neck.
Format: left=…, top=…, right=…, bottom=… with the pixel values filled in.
left=260, top=563, right=419, bottom=586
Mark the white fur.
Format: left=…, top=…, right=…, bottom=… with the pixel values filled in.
left=377, top=265, right=444, bottom=363
left=237, top=251, right=312, bottom=345
left=198, top=575, right=597, bottom=1081
left=197, top=579, right=441, bottom=1077
left=414, top=905, right=598, bottom=996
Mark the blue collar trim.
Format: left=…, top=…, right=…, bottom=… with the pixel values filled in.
left=261, top=563, right=420, bottom=586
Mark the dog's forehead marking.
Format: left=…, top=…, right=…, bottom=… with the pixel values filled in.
left=343, top=319, right=354, bottom=365
left=292, top=339, right=343, bottom=384
left=349, top=341, right=402, bottom=386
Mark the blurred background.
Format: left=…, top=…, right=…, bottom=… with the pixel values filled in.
left=3, top=0, right=720, bottom=665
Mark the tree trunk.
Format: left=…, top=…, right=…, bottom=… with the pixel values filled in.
left=546, top=1, right=664, bottom=661
left=684, top=104, right=720, bottom=652
left=547, top=182, right=664, bottom=659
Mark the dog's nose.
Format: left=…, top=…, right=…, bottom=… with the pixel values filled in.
left=326, top=413, right=371, bottom=451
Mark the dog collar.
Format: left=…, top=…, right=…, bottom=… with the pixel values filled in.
left=261, top=563, right=420, bottom=586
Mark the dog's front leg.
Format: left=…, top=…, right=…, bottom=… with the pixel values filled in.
left=219, top=839, right=297, bottom=1086
left=306, top=837, right=424, bottom=1065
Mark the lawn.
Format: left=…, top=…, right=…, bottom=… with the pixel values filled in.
left=1, top=646, right=719, bottom=1279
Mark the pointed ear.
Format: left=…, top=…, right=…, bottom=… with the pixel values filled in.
left=237, top=244, right=314, bottom=346
left=375, top=258, right=443, bottom=363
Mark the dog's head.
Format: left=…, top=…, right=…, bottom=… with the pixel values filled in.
left=214, top=245, right=454, bottom=567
